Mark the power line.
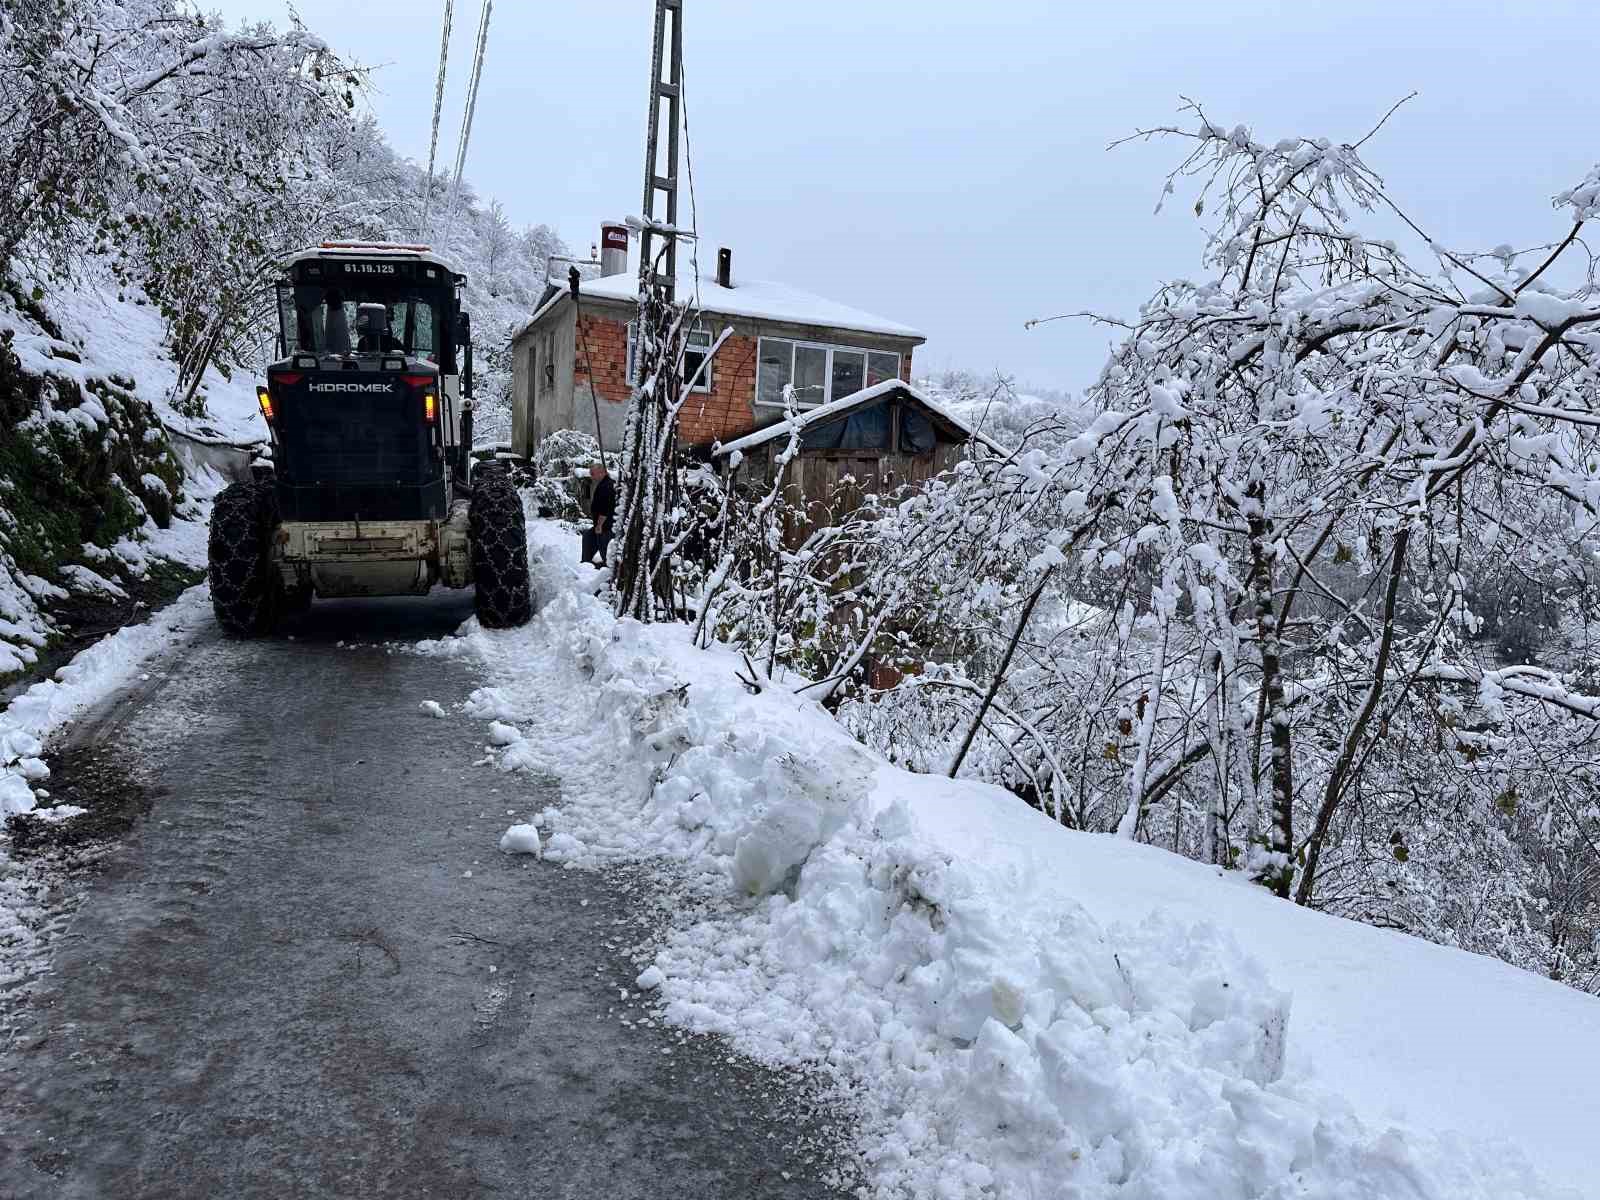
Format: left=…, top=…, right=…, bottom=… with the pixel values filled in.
left=446, top=0, right=493, bottom=217
left=419, top=0, right=455, bottom=237
left=679, top=49, right=700, bottom=310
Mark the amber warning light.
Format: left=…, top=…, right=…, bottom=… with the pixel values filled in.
left=256, top=385, right=274, bottom=422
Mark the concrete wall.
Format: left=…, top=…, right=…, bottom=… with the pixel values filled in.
left=511, top=301, right=577, bottom=458
left=510, top=326, right=531, bottom=455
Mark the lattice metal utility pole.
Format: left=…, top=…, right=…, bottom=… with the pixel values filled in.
left=638, top=0, right=682, bottom=301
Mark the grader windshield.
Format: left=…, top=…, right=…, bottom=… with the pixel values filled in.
left=280, top=284, right=447, bottom=360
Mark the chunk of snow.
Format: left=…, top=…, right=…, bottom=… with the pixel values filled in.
left=635, top=965, right=665, bottom=991
left=498, top=823, right=542, bottom=856
left=729, top=752, right=867, bottom=896
left=59, top=564, right=128, bottom=599
left=418, top=699, right=446, bottom=718
left=0, top=773, right=37, bottom=816
left=543, top=832, right=586, bottom=861
left=1514, top=290, right=1588, bottom=327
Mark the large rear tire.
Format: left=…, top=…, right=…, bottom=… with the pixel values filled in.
left=208, top=481, right=281, bottom=637
left=470, top=470, right=532, bottom=628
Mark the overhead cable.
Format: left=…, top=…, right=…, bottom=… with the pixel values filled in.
left=446, top=0, right=493, bottom=216
left=419, top=0, right=455, bottom=237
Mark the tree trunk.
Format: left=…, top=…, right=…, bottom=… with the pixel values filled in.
left=613, top=265, right=685, bottom=622
left=1200, top=647, right=1226, bottom=864
left=1118, top=602, right=1172, bottom=839
left=1296, top=524, right=1410, bottom=905
left=1245, top=479, right=1294, bottom=897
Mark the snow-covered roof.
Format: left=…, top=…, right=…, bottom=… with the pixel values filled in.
left=523, top=270, right=924, bottom=342
left=516, top=284, right=570, bottom=340
left=712, top=379, right=1007, bottom=458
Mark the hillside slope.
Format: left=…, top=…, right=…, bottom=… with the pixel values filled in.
left=0, top=274, right=236, bottom=692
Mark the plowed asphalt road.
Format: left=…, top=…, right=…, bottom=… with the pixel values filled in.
left=0, top=592, right=853, bottom=1199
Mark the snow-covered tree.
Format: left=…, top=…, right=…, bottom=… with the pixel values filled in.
left=0, top=1, right=359, bottom=373
left=1, top=1, right=568, bottom=428
left=699, top=102, right=1600, bottom=992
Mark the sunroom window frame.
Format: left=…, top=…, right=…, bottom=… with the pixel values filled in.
left=755, top=336, right=901, bottom=410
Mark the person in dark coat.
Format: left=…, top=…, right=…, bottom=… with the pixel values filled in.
left=585, top=462, right=616, bottom=566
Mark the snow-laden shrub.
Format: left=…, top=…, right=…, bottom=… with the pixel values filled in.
left=528, top=428, right=602, bottom=520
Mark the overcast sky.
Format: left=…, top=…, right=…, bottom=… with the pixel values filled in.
left=210, top=0, right=1595, bottom=392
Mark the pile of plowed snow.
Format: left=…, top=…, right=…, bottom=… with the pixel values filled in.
left=425, top=518, right=1596, bottom=1200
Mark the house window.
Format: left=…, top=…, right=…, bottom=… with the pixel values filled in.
left=831, top=350, right=865, bottom=401
left=793, top=344, right=827, bottom=407
left=757, top=339, right=793, bottom=406
left=627, top=323, right=712, bottom=392
left=867, top=351, right=900, bottom=386
left=684, top=329, right=713, bottom=392
left=756, top=337, right=901, bottom=408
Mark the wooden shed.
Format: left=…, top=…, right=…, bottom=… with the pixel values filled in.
left=703, top=380, right=1003, bottom=537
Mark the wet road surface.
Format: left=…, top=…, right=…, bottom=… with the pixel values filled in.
left=0, top=592, right=853, bottom=1199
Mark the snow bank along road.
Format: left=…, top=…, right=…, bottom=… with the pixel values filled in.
left=443, top=521, right=1594, bottom=1200
left=0, top=591, right=851, bottom=1199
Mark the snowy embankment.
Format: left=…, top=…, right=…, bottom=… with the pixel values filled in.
left=437, top=518, right=1596, bottom=1200
left=0, top=584, right=211, bottom=817
left=0, top=268, right=251, bottom=685
left=2, top=270, right=266, bottom=447
left=0, top=267, right=227, bottom=974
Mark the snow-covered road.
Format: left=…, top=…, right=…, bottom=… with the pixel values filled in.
left=0, top=591, right=852, bottom=1198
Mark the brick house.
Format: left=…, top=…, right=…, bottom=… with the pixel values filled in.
left=507, top=248, right=925, bottom=459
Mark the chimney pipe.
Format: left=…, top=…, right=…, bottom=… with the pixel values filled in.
left=716, top=247, right=733, bottom=289
left=599, top=222, right=628, bottom=277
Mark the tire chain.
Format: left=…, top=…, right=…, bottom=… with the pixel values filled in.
left=207, top=481, right=281, bottom=636
left=470, top=475, right=533, bottom=628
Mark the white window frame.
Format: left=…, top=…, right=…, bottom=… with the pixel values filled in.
left=627, top=322, right=712, bottom=392
left=755, top=337, right=900, bottom=409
